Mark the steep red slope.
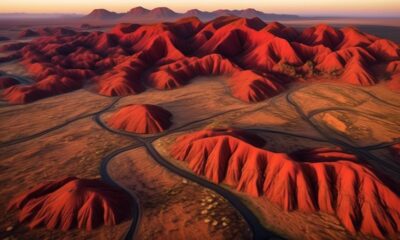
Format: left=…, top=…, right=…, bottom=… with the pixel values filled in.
left=171, top=129, right=400, bottom=239
left=1, top=17, right=400, bottom=104
left=298, top=24, right=343, bottom=49
left=107, top=104, right=172, bottom=134
left=242, top=36, right=303, bottom=72
left=2, top=74, right=83, bottom=104
left=147, top=54, right=238, bottom=89
left=97, top=59, right=146, bottom=97
left=8, top=177, right=131, bottom=231
left=2, top=86, right=49, bottom=104
left=368, top=39, right=400, bottom=61
left=228, top=70, right=283, bottom=102
left=337, top=27, right=378, bottom=49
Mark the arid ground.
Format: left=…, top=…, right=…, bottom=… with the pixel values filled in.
left=0, top=15, right=399, bottom=240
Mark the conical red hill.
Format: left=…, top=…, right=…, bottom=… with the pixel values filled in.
left=107, top=104, right=172, bottom=134
left=171, top=129, right=400, bottom=239
left=8, top=177, right=131, bottom=231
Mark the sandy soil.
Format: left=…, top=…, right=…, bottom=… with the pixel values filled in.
left=108, top=147, right=251, bottom=240
left=0, top=76, right=256, bottom=239
left=112, top=77, right=268, bottom=131
left=0, top=117, right=133, bottom=240
left=0, top=89, right=116, bottom=143
left=153, top=82, right=400, bottom=240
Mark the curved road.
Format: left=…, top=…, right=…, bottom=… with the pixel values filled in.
left=286, top=87, right=400, bottom=189
left=93, top=110, right=284, bottom=240
left=2, top=83, right=399, bottom=239
left=0, top=97, right=121, bottom=148
left=99, top=143, right=143, bottom=240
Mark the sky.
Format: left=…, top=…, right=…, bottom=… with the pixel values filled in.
left=1, top=0, right=400, bottom=17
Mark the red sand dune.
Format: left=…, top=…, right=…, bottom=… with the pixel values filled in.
left=1, top=16, right=400, bottom=104
left=0, top=76, right=19, bottom=89
left=8, top=177, right=131, bottom=231
left=107, top=104, right=172, bottom=134
left=171, top=129, right=400, bottom=239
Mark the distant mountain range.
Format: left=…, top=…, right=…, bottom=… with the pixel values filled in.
left=84, top=6, right=300, bottom=21
left=0, top=13, right=81, bottom=19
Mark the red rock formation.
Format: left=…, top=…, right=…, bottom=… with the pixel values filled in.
left=2, top=74, right=83, bottom=104
left=1, top=17, right=399, bottom=104
left=107, top=104, right=172, bottom=134
left=171, top=129, right=400, bottom=239
left=387, top=61, right=400, bottom=74
left=147, top=54, right=238, bottom=90
left=298, top=24, right=343, bottom=49
left=18, top=29, right=39, bottom=38
left=228, top=70, right=283, bottom=102
left=8, top=177, right=131, bottom=231
left=0, top=76, right=19, bottom=89
left=2, top=86, right=49, bottom=104
left=85, top=9, right=120, bottom=20
left=368, top=39, right=400, bottom=61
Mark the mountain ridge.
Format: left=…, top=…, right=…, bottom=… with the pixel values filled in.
left=84, top=6, right=300, bottom=21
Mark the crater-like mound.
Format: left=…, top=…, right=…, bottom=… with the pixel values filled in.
left=107, top=104, right=172, bottom=134
left=1, top=17, right=400, bottom=104
left=0, top=76, right=19, bottom=89
left=171, top=129, right=400, bottom=239
left=8, top=177, right=131, bottom=231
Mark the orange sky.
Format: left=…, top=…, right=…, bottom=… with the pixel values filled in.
left=1, top=0, right=400, bottom=17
